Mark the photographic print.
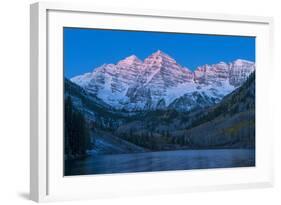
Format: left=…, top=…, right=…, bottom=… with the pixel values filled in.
left=64, top=28, right=255, bottom=176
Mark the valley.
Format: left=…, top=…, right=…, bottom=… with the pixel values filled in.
left=64, top=50, right=256, bottom=175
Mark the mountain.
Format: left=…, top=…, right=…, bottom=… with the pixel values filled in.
left=71, top=50, right=255, bottom=111
left=115, top=72, right=255, bottom=150
left=64, top=78, right=129, bottom=130
left=183, top=71, right=255, bottom=148
left=64, top=78, right=148, bottom=155
left=65, top=66, right=255, bottom=153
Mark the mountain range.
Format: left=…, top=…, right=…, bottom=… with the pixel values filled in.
left=116, top=71, right=255, bottom=150
left=65, top=70, right=255, bottom=152
left=71, top=50, right=255, bottom=112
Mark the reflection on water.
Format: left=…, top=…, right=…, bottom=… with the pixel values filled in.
left=65, top=149, right=255, bottom=176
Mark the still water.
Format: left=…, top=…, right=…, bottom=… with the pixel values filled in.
left=65, top=149, right=255, bottom=176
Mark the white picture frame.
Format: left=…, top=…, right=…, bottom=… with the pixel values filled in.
left=30, top=1, right=274, bottom=202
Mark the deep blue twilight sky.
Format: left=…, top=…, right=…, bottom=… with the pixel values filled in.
left=64, top=28, right=255, bottom=78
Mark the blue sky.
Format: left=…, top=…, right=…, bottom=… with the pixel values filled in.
left=64, top=27, right=255, bottom=78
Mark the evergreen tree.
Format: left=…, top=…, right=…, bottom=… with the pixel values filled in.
left=64, top=96, right=73, bottom=156
left=64, top=96, right=91, bottom=158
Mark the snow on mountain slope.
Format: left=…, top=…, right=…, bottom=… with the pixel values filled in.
left=71, top=50, right=255, bottom=111
left=229, top=59, right=255, bottom=86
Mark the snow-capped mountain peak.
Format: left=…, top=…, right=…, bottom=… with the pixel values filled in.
left=71, top=51, right=255, bottom=111
left=117, top=54, right=142, bottom=66
left=233, top=59, right=254, bottom=65
left=144, top=50, right=177, bottom=66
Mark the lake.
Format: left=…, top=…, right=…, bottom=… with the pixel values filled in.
left=65, top=149, right=255, bottom=176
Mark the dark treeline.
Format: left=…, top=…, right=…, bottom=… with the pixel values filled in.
left=64, top=96, right=92, bottom=159
left=118, top=129, right=192, bottom=151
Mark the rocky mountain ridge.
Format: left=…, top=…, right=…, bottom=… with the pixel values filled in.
left=71, top=50, right=255, bottom=111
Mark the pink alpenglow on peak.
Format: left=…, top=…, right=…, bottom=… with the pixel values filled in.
left=117, top=55, right=143, bottom=67
left=71, top=50, right=255, bottom=111
left=144, top=50, right=178, bottom=66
